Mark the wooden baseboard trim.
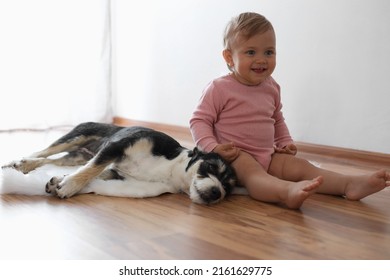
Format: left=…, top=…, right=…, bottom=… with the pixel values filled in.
left=113, top=116, right=389, bottom=168
left=113, top=117, right=193, bottom=142
left=296, top=142, right=390, bottom=168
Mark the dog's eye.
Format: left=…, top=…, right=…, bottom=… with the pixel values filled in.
left=207, top=163, right=218, bottom=173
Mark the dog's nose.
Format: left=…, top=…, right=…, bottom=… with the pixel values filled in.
left=209, top=186, right=221, bottom=201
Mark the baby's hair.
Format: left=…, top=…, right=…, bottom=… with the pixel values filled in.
left=223, top=12, right=274, bottom=50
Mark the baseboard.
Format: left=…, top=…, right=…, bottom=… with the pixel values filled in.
left=113, top=117, right=193, bottom=143
left=113, top=116, right=390, bottom=168
left=295, top=142, right=390, bottom=168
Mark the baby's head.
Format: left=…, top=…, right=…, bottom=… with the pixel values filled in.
left=222, top=12, right=276, bottom=86
left=223, top=12, right=274, bottom=51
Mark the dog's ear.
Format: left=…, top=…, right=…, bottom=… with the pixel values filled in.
left=188, top=147, right=200, bottom=157
left=186, top=147, right=202, bottom=171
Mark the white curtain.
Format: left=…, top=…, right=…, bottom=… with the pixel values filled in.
left=0, top=0, right=112, bottom=130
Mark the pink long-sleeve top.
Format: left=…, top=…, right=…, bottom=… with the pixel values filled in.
left=190, top=74, right=293, bottom=170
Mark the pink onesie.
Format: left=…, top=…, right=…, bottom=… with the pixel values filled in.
left=190, top=74, right=293, bottom=170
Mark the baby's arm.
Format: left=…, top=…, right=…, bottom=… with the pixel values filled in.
left=189, top=114, right=218, bottom=153
left=272, top=89, right=295, bottom=155
left=273, top=114, right=296, bottom=155
left=190, top=83, right=221, bottom=152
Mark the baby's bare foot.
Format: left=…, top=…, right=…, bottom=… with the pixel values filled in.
left=284, top=176, right=323, bottom=209
left=345, top=169, right=390, bottom=201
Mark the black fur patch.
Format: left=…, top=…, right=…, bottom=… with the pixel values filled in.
left=94, top=126, right=184, bottom=165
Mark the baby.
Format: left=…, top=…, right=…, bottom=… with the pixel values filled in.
left=190, top=12, right=390, bottom=209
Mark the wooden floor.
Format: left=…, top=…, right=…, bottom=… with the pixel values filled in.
left=0, top=125, right=389, bottom=260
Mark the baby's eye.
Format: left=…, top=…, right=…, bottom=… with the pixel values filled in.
left=245, top=50, right=256, bottom=56
left=265, top=50, right=275, bottom=56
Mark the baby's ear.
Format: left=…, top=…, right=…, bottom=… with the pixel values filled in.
left=222, top=49, right=233, bottom=69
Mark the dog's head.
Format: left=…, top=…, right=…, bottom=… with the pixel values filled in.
left=186, top=147, right=237, bottom=204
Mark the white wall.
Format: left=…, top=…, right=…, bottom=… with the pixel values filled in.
left=113, top=0, right=390, bottom=154
left=0, top=0, right=112, bottom=129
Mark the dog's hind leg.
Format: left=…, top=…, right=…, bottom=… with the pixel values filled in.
left=2, top=150, right=93, bottom=174
left=31, top=122, right=120, bottom=158
left=2, top=157, right=53, bottom=174
left=2, top=122, right=116, bottom=172
left=31, top=134, right=99, bottom=159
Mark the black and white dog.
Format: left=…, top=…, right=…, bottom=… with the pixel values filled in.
left=2, top=122, right=239, bottom=204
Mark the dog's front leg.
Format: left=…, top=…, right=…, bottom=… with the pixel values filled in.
left=46, top=161, right=107, bottom=198
left=46, top=139, right=125, bottom=198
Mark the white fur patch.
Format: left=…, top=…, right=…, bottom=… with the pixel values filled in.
left=0, top=165, right=181, bottom=198
left=0, top=165, right=74, bottom=196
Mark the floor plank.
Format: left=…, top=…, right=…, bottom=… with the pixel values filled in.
left=0, top=127, right=389, bottom=259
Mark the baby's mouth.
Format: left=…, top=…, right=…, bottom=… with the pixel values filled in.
left=252, top=67, right=267, bottom=74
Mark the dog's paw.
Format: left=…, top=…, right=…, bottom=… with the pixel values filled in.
left=2, top=158, right=42, bottom=174
left=2, top=160, right=25, bottom=171
left=45, top=175, right=81, bottom=199
left=46, top=176, right=65, bottom=195
left=1, top=161, right=16, bottom=169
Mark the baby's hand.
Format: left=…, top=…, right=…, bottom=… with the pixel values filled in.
left=213, top=143, right=240, bottom=163
left=274, top=143, right=297, bottom=156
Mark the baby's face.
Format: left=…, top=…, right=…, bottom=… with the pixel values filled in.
left=225, top=29, right=276, bottom=86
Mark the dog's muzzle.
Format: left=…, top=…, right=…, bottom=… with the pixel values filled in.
left=199, top=186, right=222, bottom=203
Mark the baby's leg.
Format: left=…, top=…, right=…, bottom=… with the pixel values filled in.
left=269, top=153, right=390, bottom=200
left=231, top=151, right=322, bottom=209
